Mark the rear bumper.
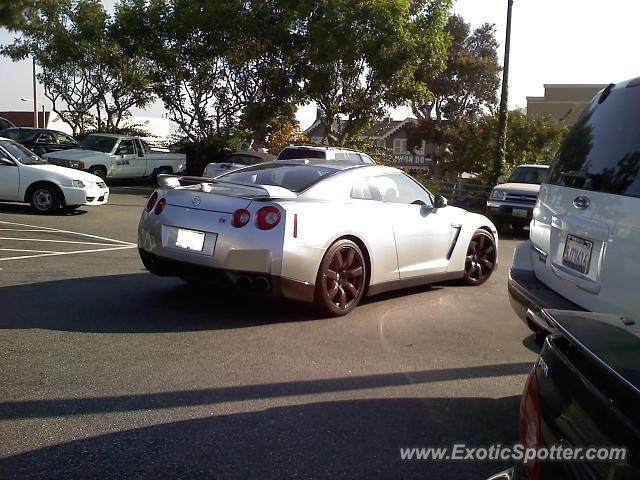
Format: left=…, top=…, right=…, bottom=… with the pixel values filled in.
left=139, top=249, right=315, bottom=303
left=508, top=241, right=584, bottom=332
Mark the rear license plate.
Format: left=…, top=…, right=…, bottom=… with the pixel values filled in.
left=512, top=208, right=528, bottom=218
left=175, top=228, right=206, bottom=252
left=562, top=234, right=593, bottom=274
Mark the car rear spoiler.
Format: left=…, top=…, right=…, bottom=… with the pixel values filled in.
left=156, top=174, right=297, bottom=200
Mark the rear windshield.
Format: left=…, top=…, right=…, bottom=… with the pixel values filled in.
left=218, top=163, right=336, bottom=192
left=277, top=147, right=326, bottom=160
left=79, top=135, right=117, bottom=153
left=547, top=85, right=640, bottom=198
left=508, top=166, right=548, bottom=184
left=1, top=129, right=38, bottom=142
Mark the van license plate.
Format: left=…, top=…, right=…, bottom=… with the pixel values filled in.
left=562, top=235, right=593, bottom=274
left=512, top=208, right=528, bottom=218
left=175, top=228, right=205, bottom=252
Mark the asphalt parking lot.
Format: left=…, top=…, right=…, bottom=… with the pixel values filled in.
left=0, top=183, right=537, bottom=480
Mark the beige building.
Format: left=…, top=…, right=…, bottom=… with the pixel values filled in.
left=526, top=84, right=607, bottom=124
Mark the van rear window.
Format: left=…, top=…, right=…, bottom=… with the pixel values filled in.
left=547, top=86, right=640, bottom=198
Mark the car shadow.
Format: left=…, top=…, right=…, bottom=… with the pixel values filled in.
left=0, top=272, right=321, bottom=333
left=0, top=394, right=523, bottom=480
left=0, top=202, right=88, bottom=216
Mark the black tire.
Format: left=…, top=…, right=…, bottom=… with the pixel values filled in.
left=314, top=239, right=368, bottom=317
left=462, top=229, right=497, bottom=286
left=88, top=166, right=107, bottom=181
left=29, top=185, right=62, bottom=214
left=154, top=167, right=172, bottom=181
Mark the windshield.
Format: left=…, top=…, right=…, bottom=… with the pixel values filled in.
left=217, top=163, right=337, bottom=192
left=0, top=139, right=46, bottom=165
left=1, top=129, right=38, bottom=142
left=508, top=166, right=549, bottom=184
left=79, top=135, right=118, bottom=153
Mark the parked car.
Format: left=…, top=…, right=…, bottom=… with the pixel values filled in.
left=488, top=309, right=639, bottom=480
left=0, top=137, right=109, bottom=213
left=43, top=133, right=186, bottom=181
left=139, top=160, right=498, bottom=316
left=0, top=117, right=16, bottom=131
left=202, top=151, right=275, bottom=177
left=276, top=145, right=375, bottom=163
left=0, top=127, right=78, bottom=156
left=487, top=164, right=550, bottom=233
left=509, top=77, right=640, bottom=335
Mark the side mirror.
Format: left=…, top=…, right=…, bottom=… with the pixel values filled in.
left=434, top=194, right=448, bottom=208
left=497, top=175, right=507, bottom=184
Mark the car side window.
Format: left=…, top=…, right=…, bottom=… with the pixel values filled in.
left=37, top=132, right=56, bottom=144
left=134, top=139, right=145, bottom=157
left=350, top=178, right=382, bottom=201
left=347, top=153, right=362, bottom=162
left=370, top=173, right=433, bottom=206
left=116, top=139, right=136, bottom=155
left=55, top=133, right=76, bottom=146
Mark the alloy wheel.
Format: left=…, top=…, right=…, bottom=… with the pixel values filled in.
left=464, top=231, right=496, bottom=285
left=321, top=245, right=365, bottom=311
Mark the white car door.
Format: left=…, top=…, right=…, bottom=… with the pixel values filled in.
left=369, top=173, right=453, bottom=278
left=110, top=139, right=139, bottom=178
left=0, top=149, right=20, bottom=201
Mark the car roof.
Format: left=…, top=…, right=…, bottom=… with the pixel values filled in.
left=86, top=133, right=133, bottom=139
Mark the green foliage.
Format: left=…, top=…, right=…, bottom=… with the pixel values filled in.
left=448, top=109, right=569, bottom=183
left=0, top=0, right=37, bottom=30
left=298, top=0, right=452, bottom=145
left=174, top=137, right=239, bottom=176
left=2, top=0, right=154, bottom=135
left=408, top=14, right=501, bottom=176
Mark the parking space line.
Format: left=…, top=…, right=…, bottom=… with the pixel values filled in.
left=0, top=245, right=136, bottom=262
left=0, top=248, right=59, bottom=254
left=0, top=237, right=125, bottom=246
left=0, top=221, right=137, bottom=246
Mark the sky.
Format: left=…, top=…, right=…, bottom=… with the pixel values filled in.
left=1, top=0, right=638, bottom=130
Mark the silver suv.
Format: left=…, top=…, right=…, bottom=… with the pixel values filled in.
left=509, top=76, right=640, bottom=336
left=276, top=145, right=375, bottom=163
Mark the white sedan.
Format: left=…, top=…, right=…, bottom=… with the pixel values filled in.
left=0, top=137, right=109, bottom=214
left=139, top=160, right=498, bottom=316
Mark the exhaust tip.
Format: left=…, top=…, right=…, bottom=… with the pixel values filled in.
left=237, top=276, right=252, bottom=291
left=253, top=276, right=271, bottom=293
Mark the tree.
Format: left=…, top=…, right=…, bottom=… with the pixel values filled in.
left=297, top=0, right=452, bottom=146
left=0, top=0, right=37, bottom=30
left=448, top=109, right=568, bottom=183
left=408, top=14, right=501, bottom=176
left=2, top=0, right=154, bottom=135
left=266, top=121, right=307, bottom=155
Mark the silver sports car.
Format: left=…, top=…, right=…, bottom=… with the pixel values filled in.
left=138, top=160, right=498, bottom=316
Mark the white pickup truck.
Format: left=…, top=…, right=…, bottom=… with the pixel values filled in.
left=43, top=133, right=186, bottom=181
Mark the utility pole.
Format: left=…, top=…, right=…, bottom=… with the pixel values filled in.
left=32, top=57, right=38, bottom=128
left=494, top=0, right=513, bottom=183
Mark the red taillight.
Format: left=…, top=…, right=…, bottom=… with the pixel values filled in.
left=520, top=365, right=542, bottom=480
left=256, top=206, right=281, bottom=230
left=146, top=191, right=158, bottom=212
left=293, top=213, right=298, bottom=238
left=154, top=197, right=166, bottom=215
left=232, top=208, right=251, bottom=228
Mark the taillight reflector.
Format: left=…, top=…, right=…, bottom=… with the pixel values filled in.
left=154, top=197, right=166, bottom=215
left=232, top=209, right=251, bottom=228
left=147, top=191, right=158, bottom=212
left=293, top=213, right=298, bottom=238
left=256, top=206, right=281, bottom=230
